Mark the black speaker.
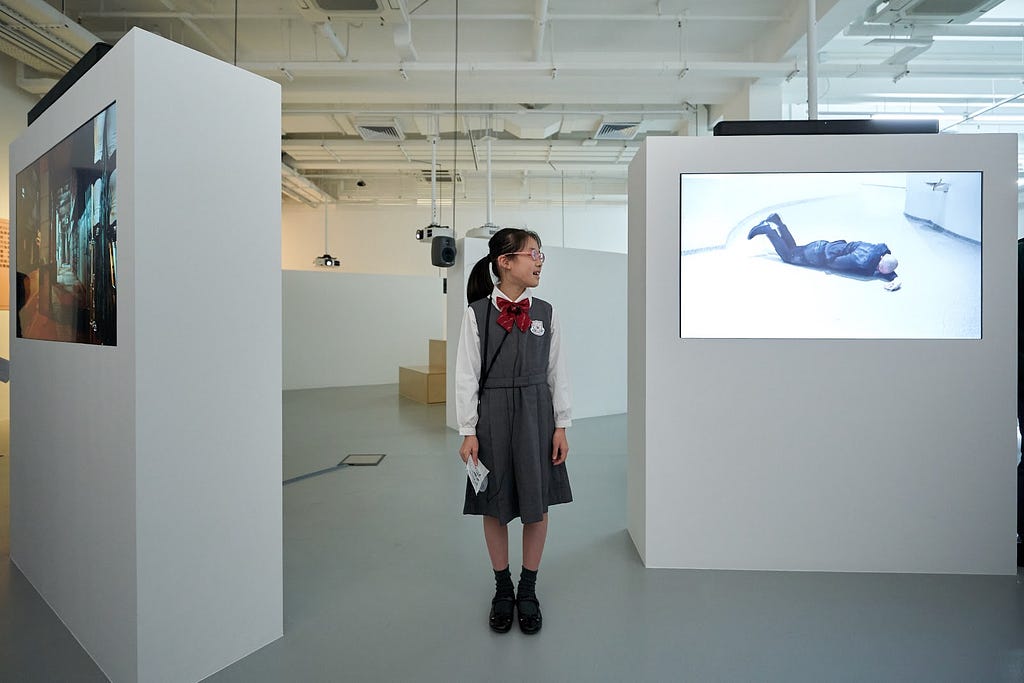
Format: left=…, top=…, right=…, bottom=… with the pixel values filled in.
left=431, top=236, right=457, bottom=267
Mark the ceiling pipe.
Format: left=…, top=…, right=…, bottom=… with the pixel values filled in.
left=2, top=0, right=103, bottom=52
left=410, top=13, right=786, bottom=22
left=319, top=22, right=348, bottom=60
left=807, top=0, right=817, bottom=120
left=281, top=186, right=318, bottom=208
left=243, top=59, right=808, bottom=77
left=845, top=21, right=1024, bottom=39
left=77, top=11, right=787, bottom=23
left=0, top=22, right=73, bottom=72
left=258, top=59, right=1024, bottom=80
left=485, top=133, right=494, bottom=226
left=941, top=90, right=1024, bottom=131
left=158, top=0, right=228, bottom=60
left=281, top=162, right=333, bottom=204
left=430, top=134, right=439, bottom=225
left=286, top=106, right=691, bottom=116
left=532, top=0, right=549, bottom=62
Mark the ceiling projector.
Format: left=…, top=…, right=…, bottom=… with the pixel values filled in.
left=314, top=253, right=341, bottom=267
left=415, top=224, right=454, bottom=241
left=465, top=223, right=501, bottom=238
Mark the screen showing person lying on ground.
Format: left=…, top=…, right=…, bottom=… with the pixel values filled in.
left=678, top=171, right=982, bottom=340
left=15, top=102, right=117, bottom=346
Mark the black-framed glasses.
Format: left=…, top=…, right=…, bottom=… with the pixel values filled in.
left=506, top=249, right=545, bottom=262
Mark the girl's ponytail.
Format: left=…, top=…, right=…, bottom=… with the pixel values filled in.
left=467, top=255, right=494, bottom=304
left=465, top=227, right=541, bottom=305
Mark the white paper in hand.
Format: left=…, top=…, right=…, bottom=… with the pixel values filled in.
left=466, top=458, right=489, bottom=494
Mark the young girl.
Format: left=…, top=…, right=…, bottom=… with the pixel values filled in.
left=455, top=227, right=572, bottom=635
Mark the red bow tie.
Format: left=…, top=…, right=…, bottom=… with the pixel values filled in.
left=496, top=297, right=531, bottom=332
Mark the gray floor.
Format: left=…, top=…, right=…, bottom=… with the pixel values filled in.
left=2, top=385, right=1024, bottom=682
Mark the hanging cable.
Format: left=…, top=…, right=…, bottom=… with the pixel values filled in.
left=233, top=0, right=239, bottom=65
left=451, top=0, right=459, bottom=238
left=323, top=202, right=329, bottom=253
left=561, top=171, right=565, bottom=246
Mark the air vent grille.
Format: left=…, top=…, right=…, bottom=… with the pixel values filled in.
left=593, top=122, right=640, bottom=140
left=866, top=0, right=1002, bottom=24
left=419, top=169, right=462, bottom=183
left=356, top=123, right=405, bottom=141
left=306, top=0, right=380, bottom=12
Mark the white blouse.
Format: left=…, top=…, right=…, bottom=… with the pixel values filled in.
left=454, top=288, right=572, bottom=436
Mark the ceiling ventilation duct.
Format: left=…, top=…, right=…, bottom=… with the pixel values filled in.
left=0, top=0, right=102, bottom=76
left=295, top=0, right=408, bottom=24
left=593, top=122, right=640, bottom=140
left=419, top=169, right=461, bottom=183
left=864, top=0, right=1003, bottom=25
left=356, top=120, right=405, bottom=141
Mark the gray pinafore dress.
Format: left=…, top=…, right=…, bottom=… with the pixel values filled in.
left=463, top=296, right=573, bottom=525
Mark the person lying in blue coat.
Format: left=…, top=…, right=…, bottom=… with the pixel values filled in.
left=747, top=213, right=902, bottom=291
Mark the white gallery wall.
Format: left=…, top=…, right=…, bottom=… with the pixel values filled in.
left=280, top=199, right=628, bottom=390
left=0, top=56, right=39, bottom=431
left=0, top=56, right=39, bottom=216
left=281, top=201, right=627, bottom=274
left=9, top=29, right=282, bottom=682
left=628, top=134, right=1017, bottom=574
left=445, top=236, right=627, bottom=429
left=283, top=270, right=444, bottom=389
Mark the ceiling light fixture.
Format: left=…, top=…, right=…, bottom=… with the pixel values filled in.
left=280, top=67, right=294, bottom=81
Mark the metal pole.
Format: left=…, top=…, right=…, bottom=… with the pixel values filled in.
left=431, top=136, right=438, bottom=224
left=807, top=0, right=818, bottom=119
left=486, top=135, right=493, bottom=225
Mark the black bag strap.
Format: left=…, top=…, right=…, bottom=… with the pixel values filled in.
left=478, top=300, right=510, bottom=399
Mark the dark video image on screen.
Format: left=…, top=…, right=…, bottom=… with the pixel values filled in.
left=679, top=171, right=981, bottom=339
left=16, top=102, right=117, bottom=346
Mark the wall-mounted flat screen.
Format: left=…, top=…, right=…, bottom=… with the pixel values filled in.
left=15, top=102, right=117, bottom=345
left=679, top=171, right=981, bottom=339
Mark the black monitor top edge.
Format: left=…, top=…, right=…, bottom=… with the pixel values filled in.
left=712, top=119, right=940, bottom=136
left=28, top=42, right=114, bottom=127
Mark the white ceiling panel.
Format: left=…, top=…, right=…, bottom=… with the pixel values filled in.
left=5, top=0, right=1022, bottom=203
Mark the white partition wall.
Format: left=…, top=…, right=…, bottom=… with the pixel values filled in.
left=9, top=29, right=282, bottom=682
left=628, top=134, right=1017, bottom=574
left=283, top=270, right=444, bottom=389
left=445, top=236, right=627, bottom=429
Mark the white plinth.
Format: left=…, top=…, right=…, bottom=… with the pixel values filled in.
left=628, top=134, right=1017, bottom=575
left=9, top=29, right=282, bottom=682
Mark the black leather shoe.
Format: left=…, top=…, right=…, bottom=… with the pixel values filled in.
left=516, top=596, right=542, bottom=634
left=489, top=595, right=515, bottom=633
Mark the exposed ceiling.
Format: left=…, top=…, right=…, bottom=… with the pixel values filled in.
left=4, top=0, right=1024, bottom=207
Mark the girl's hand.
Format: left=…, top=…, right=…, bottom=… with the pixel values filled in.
left=460, top=435, right=480, bottom=465
left=551, top=428, right=569, bottom=465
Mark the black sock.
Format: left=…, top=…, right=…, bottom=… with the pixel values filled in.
left=517, top=567, right=538, bottom=601
left=494, top=566, right=515, bottom=600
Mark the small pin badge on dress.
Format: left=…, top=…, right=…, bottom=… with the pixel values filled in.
left=530, top=320, right=545, bottom=336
